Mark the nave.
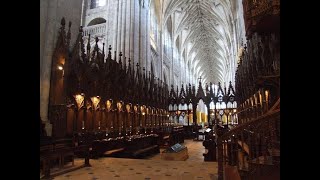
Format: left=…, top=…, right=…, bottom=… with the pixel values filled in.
left=53, top=140, right=218, bottom=180
left=41, top=0, right=280, bottom=179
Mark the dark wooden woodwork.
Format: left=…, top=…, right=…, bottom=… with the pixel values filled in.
left=203, top=138, right=216, bottom=162
left=242, top=0, right=280, bottom=38
left=217, top=109, right=280, bottom=180
left=216, top=1, right=280, bottom=178
left=40, top=137, right=88, bottom=179
left=40, top=117, right=47, bottom=137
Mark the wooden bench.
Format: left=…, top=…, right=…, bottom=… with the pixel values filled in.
left=163, top=135, right=170, bottom=140
left=40, top=142, right=78, bottom=179
left=103, top=148, right=125, bottom=157
left=160, top=135, right=170, bottom=148
left=55, top=143, right=74, bottom=168
left=132, top=145, right=159, bottom=158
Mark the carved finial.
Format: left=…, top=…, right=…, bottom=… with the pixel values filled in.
left=118, top=52, right=122, bottom=68
left=61, top=17, right=66, bottom=26
left=102, top=43, right=105, bottom=57
left=124, top=57, right=127, bottom=72
left=176, top=86, right=179, bottom=96
left=205, top=83, right=209, bottom=93
left=67, top=21, right=72, bottom=46
left=79, top=26, right=86, bottom=60
left=192, top=85, right=196, bottom=95
left=107, top=45, right=112, bottom=60
left=87, top=34, right=91, bottom=61
left=135, top=63, right=140, bottom=78
left=128, top=58, right=131, bottom=71
left=87, top=34, right=91, bottom=50
left=91, top=37, right=99, bottom=60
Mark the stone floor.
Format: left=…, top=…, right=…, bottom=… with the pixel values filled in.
left=52, top=140, right=218, bottom=180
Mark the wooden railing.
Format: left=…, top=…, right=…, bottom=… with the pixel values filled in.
left=217, top=98, right=280, bottom=180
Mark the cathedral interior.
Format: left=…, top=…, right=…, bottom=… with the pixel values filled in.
left=40, top=0, right=280, bottom=179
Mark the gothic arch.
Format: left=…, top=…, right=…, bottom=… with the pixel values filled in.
left=87, top=17, right=106, bottom=26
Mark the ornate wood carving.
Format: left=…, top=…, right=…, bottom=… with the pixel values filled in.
left=49, top=18, right=173, bottom=137
left=243, top=0, right=280, bottom=37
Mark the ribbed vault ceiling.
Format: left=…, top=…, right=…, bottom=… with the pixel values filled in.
left=163, top=0, right=238, bottom=84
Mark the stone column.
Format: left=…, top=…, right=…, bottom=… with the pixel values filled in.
left=129, top=0, right=135, bottom=59
left=117, top=0, right=123, bottom=59
left=133, top=0, right=140, bottom=66
left=159, top=29, right=163, bottom=81
left=40, top=0, right=83, bottom=136
left=106, top=0, right=118, bottom=53
left=40, top=0, right=58, bottom=136
left=145, top=0, right=151, bottom=72
left=139, top=1, right=146, bottom=68
left=123, top=0, right=129, bottom=59
left=120, top=0, right=126, bottom=57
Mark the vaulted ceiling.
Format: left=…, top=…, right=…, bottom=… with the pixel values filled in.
left=162, top=0, right=244, bottom=84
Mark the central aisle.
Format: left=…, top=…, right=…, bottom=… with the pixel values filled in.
left=148, top=139, right=210, bottom=162
left=53, top=140, right=218, bottom=180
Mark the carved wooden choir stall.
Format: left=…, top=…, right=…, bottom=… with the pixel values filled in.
left=216, top=0, right=280, bottom=179
left=167, top=78, right=238, bottom=162
left=41, top=17, right=176, bottom=178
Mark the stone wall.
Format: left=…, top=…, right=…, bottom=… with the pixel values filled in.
left=40, top=0, right=83, bottom=136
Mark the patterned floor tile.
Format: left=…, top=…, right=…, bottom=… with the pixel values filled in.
left=52, top=140, right=218, bottom=180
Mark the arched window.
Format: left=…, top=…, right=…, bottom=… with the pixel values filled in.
left=87, top=18, right=106, bottom=26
